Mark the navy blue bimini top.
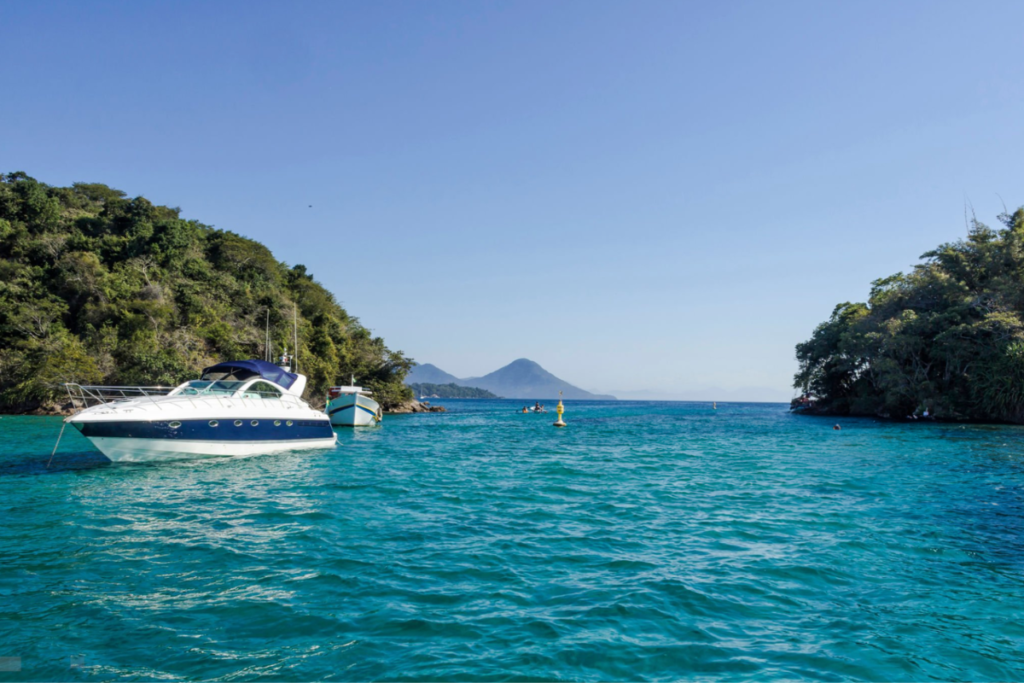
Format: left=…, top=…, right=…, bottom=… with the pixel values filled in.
left=201, top=359, right=299, bottom=390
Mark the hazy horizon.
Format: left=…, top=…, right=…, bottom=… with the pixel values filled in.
left=410, top=359, right=793, bottom=402
left=4, top=0, right=1023, bottom=401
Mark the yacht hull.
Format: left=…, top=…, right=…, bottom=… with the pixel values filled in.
left=87, top=436, right=337, bottom=462
left=72, top=418, right=337, bottom=462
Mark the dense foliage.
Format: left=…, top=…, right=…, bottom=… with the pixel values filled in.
left=409, top=383, right=500, bottom=399
left=0, top=172, right=414, bottom=413
left=795, top=206, right=1024, bottom=422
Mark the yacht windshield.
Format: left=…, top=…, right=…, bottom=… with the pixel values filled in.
left=241, top=381, right=283, bottom=399
left=177, top=380, right=247, bottom=396
left=200, top=368, right=259, bottom=382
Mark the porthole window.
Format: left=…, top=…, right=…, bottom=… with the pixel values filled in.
left=209, top=420, right=219, bottom=427
left=169, top=421, right=181, bottom=429
left=234, top=420, right=243, bottom=427
left=274, top=420, right=281, bottom=426
left=251, top=420, right=259, bottom=427
left=286, top=420, right=293, bottom=426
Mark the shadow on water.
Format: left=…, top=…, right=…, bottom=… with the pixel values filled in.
left=0, top=449, right=112, bottom=476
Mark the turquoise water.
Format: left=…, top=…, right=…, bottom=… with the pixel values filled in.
left=2, top=400, right=1024, bottom=681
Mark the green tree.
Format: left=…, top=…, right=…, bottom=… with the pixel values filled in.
left=795, top=207, right=1024, bottom=422
left=0, top=172, right=415, bottom=413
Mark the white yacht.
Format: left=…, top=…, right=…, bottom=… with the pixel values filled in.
left=66, top=359, right=336, bottom=462
left=326, top=381, right=381, bottom=427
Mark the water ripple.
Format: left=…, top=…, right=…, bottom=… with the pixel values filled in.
left=2, top=403, right=1024, bottom=680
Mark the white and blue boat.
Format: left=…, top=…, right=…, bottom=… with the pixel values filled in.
left=66, top=359, right=336, bottom=462
left=326, top=381, right=382, bottom=427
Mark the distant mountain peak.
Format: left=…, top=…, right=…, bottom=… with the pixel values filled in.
left=503, top=358, right=547, bottom=372
left=406, top=359, right=615, bottom=400
left=405, top=363, right=460, bottom=385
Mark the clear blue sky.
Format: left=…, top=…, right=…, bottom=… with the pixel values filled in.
left=3, top=0, right=1023, bottom=400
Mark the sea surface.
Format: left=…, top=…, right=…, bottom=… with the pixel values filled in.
left=2, top=400, right=1024, bottom=681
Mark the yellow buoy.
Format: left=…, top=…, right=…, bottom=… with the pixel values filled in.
left=553, top=392, right=566, bottom=427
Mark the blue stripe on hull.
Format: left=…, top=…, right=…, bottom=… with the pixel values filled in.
left=328, top=404, right=378, bottom=417
left=75, top=419, right=334, bottom=441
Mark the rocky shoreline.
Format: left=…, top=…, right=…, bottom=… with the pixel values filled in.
left=386, top=400, right=446, bottom=414
left=9, top=401, right=76, bottom=417
left=789, top=400, right=1019, bottom=424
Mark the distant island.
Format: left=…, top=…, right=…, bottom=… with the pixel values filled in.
left=795, top=205, right=1024, bottom=423
left=407, top=359, right=616, bottom=400
left=409, top=383, right=500, bottom=399
left=0, top=172, right=415, bottom=413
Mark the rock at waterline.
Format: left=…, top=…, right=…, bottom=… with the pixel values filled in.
left=386, top=400, right=446, bottom=414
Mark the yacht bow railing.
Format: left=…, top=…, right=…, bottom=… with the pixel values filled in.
left=62, top=383, right=313, bottom=413
left=63, top=384, right=175, bottom=410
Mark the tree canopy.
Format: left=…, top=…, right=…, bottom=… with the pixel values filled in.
left=0, top=172, right=414, bottom=412
left=409, top=383, right=500, bottom=399
left=795, top=205, right=1024, bottom=422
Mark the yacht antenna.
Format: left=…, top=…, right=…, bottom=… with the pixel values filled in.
left=265, top=309, right=270, bottom=362
left=293, top=304, right=298, bottom=374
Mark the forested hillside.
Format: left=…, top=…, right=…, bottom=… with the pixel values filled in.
left=409, top=383, right=499, bottom=399
left=795, top=206, right=1024, bottom=423
left=0, top=172, right=413, bottom=413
